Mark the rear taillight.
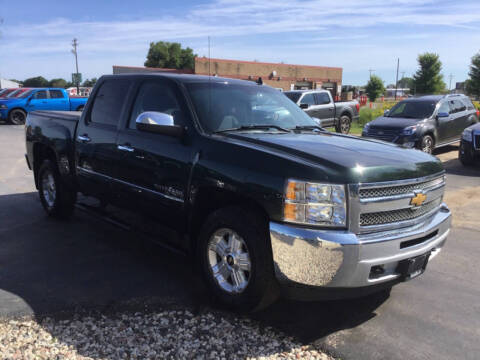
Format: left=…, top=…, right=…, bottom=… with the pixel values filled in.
left=356, top=103, right=360, bottom=112
left=476, top=109, right=479, bottom=118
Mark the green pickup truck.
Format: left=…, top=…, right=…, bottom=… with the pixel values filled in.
left=25, top=74, right=451, bottom=311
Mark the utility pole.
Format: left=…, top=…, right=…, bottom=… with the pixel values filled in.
left=71, top=38, right=80, bottom=94
left=394, top=58, right=399, bottom=100
left=368, top=69, right=375, bottom=78
left=448, top=73, right=454, bottom=92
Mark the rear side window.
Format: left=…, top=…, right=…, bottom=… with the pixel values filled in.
left=315, top=92, right=330, bottom=105
left=49, top=90, right=65, bottom=99
left=90, top=80, right=130, bottom=126
left=34, top=91, right=47, bottom=99
left=300, top=93, right=315, bottom=106
left=462, top=98, right=475, bottom=110
left=453, top=100, right=466, bottom=112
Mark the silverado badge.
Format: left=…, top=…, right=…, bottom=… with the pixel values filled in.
left=410, top=192, right=427, bottom=207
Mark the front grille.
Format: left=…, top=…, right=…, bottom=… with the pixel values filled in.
left=475, top=134, right=480, bottom=150
left=360, top=198, right=442, bottom=226
left=366, top=128, right=399, bottom=142
left=360, top=176, right=445, bottom=199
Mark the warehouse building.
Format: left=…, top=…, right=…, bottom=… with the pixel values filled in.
left=113, top=57, right=342, bottom=95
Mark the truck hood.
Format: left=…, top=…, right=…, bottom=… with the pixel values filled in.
left=225, top=131, right=443, bottom=183
left=369, top=116, right=422, bottom=130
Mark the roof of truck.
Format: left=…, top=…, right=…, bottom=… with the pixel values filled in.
left=102, top=73, right=257, bottom=86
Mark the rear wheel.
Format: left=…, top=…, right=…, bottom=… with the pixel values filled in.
left=77, top=105, right=84, bottom=112
left=8, top=109, right=27, bottom=125
left=198, top=206, right=279, bottom=312
left=38, top=160, right=76, bottom=219
left=335, top=115, right=351, bottom=134
left=459, top=141, right=474, bottom=166
left=419, top=135, right=434, bottom=154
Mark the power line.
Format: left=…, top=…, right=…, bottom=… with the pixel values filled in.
left=448, top=73, right=454, bottom=92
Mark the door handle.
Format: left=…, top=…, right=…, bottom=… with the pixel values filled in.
left=328, top=107, right=334, bottom=111
left=77, top=134, right=91, bottom=143
left=117, top=144, right=134, bottom=152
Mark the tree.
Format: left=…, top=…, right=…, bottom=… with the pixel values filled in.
left=48, top=78, right=68, bottom=88
left=398, top=76, right=414, bottom=90
left=365, top=75, right=385, bottom=102
left=23, top=76, right=49, bottom=87
left=82, top=78, right=97, bottom=87
left=465, top=52, right=480, bottom=97
left=413, top=53, right=446, bottom=94
left=144, top=41, right=196, bottom=69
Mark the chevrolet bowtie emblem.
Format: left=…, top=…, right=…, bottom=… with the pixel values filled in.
left=410, top=192, right=427, bottom=207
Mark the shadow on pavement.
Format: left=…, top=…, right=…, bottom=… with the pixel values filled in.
left=0, top=191, right=389, bottom=356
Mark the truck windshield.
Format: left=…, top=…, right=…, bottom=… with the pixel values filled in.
left=387, top=100, right=436, bottom=119
left=283, top=92, right=302, bottom=103
left=186, top=82, right=317, bottom=133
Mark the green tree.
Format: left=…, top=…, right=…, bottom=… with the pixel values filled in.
left=465, top=52, right=480, bottom=97
left=398, top=77, right=414, bottom=90
left=144, top=41, right=196, bottom=69
left=9, top=79, right=24, bottom=86
left=23, top=76, right=49, bottom=87
left=48, top=78, right=68, bottom=88
left=413, top=53, right=446, bottom=94
left=365, top=75, right=385, bottom=102
left=82, top=78, right=97, bottom=87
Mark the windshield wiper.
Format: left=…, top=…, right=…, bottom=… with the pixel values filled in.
left=214, top=125, right=291, bottom=133
left=292, top=125, right=325, bottom=132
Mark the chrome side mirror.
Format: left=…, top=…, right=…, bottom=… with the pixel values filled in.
left=135, top=111, right=184, bottom=138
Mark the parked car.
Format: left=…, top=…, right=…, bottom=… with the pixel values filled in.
left=25, top=74, right=451, bottom=312
left=362, top=94, right=479, bottom=154
left=0, top=88, right=19, bottom=99
left=459, top=122, right=480, bottom=165
left=0, top=88, right=87, bottom=125
left=284, top=89, right=360, bottom=134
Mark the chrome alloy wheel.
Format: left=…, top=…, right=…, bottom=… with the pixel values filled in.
left=207, top=228, right=251, bottom=294
left=41, top=170, right=56, bottom=208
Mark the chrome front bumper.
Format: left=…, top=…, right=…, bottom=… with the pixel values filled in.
left=270, top=203, right=451, bottom=295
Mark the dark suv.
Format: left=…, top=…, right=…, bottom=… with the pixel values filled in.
left=362, top=95, right=479, bottom=153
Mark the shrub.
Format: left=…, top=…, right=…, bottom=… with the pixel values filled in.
left=474, top=101, right=480, bottom=110
left=359, top=107, right=385, bottom=126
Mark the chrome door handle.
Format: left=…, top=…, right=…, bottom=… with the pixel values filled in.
left=117, top=145, right=134, bottom=152
left=77, top=135, right=91, bottom=142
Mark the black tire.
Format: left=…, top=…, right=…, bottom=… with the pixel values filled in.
left=38, top=159, right=76, bottom=219
left=459, top=141, right=474, bottom=166
left=335, top=115, right=351, bottom=134
left=8, top=109, right=27, bottom=125
left=419, top=135, right=434, bottom=154
left=198, top=206, right=279, bottom=312
left=77, top=106, right=84, bottom=112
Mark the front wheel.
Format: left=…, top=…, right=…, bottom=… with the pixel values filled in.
left=8, top=109, right=27, bottom=125
left=419, top=135, right=434, bottom=154
left=38, top=160, right=76, bottom=219
left=335, top=115, right=351, bottom=134
left=198, top=206, right=279, bottom=312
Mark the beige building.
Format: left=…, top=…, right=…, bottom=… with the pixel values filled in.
left=113, top=57, right=342, bottom=94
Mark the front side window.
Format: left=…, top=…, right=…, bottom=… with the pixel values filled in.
left=186, top=82, right=318, bottom=133
left=438, top=102, right=450, bottom=114
left=453, top=100, right=466, bottom=112
left=300, top=93, right=315, bottom=106
left=129, top=81, right=182, bottom=130
left=34, top=91, right=47, bottom=99
left=90, top=80, right=131, bottom=126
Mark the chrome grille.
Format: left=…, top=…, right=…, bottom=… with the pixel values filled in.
left=360, top=198, right=442, bottom=226
left=360, top=176, right=445, bottom=199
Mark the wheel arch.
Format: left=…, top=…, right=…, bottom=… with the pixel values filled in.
left=32, top=143, right=58, bottom=188
left=188, top=186, right=270, bottom=252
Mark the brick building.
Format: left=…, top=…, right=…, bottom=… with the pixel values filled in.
left=113, top=57, right=342, bottom=94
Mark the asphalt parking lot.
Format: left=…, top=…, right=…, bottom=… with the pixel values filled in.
left=1, top=124, right=479, bottom=359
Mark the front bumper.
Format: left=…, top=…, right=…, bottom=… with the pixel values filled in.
left=270, top=203, right=451, bottom=300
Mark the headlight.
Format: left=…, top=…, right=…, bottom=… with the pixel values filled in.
left=0, top=104, right=7, bottom=109
left=401, top=126, right=417, bottom=136
left=362, top=123, right=370, bottom=133
left=462, top=128, right=473, bottom=142
left=284, top=180, right=347, bottom=227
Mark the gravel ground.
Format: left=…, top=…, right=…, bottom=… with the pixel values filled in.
left=0, top=309, right=333, bottom=360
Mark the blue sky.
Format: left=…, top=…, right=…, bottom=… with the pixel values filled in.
left=0, top=0, right=479, bottom=86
